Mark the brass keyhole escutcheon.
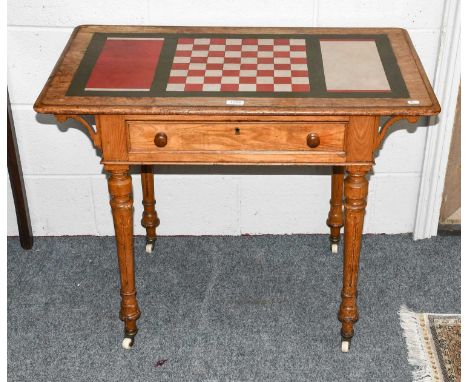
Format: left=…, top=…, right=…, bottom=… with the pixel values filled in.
left=306, top=133, right=320, bottom=148
left=235, top=127, right=241, bottom=135
left=154, top=132, right=168, bottom=147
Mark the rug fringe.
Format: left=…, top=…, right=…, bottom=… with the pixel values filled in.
left=399, top=305, right=433, bottom=382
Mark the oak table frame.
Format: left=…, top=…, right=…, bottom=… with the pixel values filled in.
left=34, top=25, right=440, bottom=352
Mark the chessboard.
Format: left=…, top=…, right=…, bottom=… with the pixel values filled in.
left=166, top=37, right=310, bottom=93
left=67, top=32, right=408, bottom=99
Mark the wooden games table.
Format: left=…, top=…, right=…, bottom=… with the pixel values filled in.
left=34, top=25, right=440, bottom=352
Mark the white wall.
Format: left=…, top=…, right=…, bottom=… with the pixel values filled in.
left=7, top=0, right=445, bottom=236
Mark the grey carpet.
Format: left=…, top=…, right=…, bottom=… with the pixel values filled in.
left=8, top=234, right=460, bottom=382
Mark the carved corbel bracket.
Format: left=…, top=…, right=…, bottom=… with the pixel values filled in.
left=374, top=115, right=419, bottom=152
left=55, top=114, right=102, bottom=149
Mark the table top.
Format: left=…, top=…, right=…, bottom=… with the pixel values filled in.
left=34, top=25, right=440, bottom=116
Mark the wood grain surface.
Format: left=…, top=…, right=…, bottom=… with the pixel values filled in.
left=34, top=26, right=440, bottom=116
left=127, top=121, right=346, bottom=152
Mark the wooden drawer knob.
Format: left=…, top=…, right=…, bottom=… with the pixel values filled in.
left=154, top=132, right=168, bottom=147
left=306, top=133, right=320, bottom=148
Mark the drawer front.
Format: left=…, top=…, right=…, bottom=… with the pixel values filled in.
left=127, top=121, right=346, bottom=153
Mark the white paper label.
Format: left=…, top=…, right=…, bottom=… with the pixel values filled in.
left=226, top=100, right=245, bottom=106
left=407, top=100, right=420, bottom=105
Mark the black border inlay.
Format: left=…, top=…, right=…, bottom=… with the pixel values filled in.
left=67, top=32, right=409, bottom=99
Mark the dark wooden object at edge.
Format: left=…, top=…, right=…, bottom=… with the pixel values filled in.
left=7, top=90, right=33, bottom=249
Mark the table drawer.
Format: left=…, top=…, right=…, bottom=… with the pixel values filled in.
left=127, top=121, right=346, bottom=153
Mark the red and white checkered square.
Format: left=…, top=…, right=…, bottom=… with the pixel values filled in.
left=166, top=38, right=310, bottom=92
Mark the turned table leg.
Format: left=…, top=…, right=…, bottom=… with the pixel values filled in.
left=105, top=165, right=141, bottom=349
left=326, top=166, right=344, bottom=254
left=140, top=165, right=160, bottom=253
left=338, top=165, right=370, bottom=352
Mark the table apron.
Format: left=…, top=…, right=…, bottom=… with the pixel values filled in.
left=96, top=114, right=379, bottom=164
